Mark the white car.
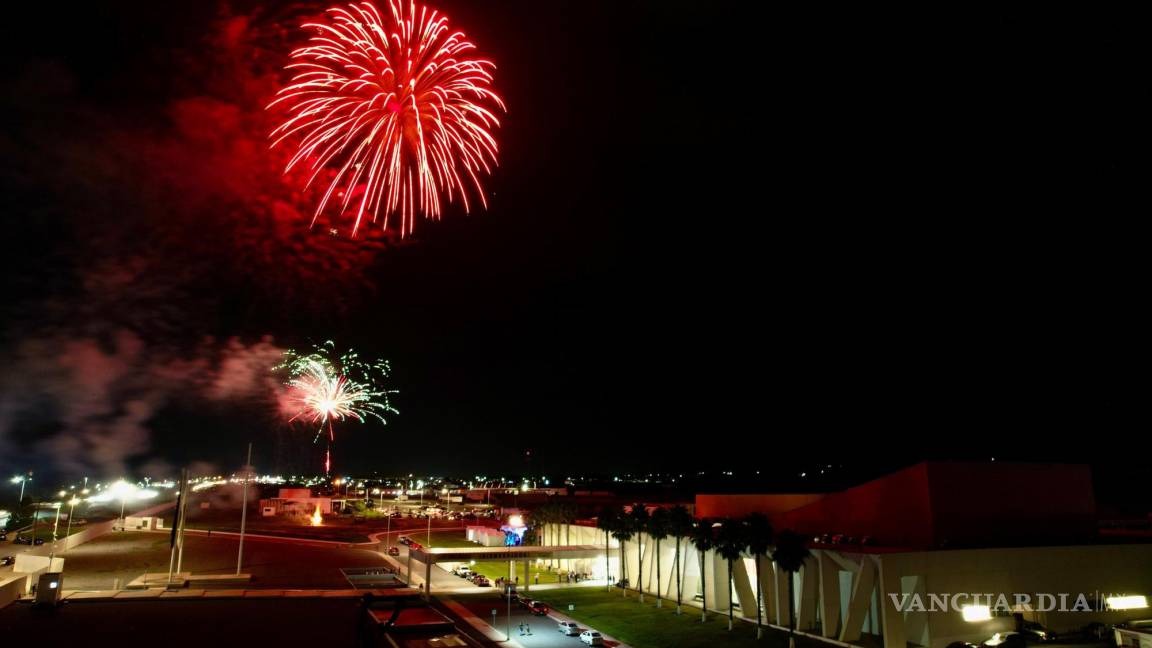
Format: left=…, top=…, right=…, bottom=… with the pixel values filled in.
left=558, top=621, right=579, bottom=636
left=580, top=630, right=604, bottom=646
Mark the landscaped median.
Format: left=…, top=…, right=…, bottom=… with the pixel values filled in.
left=496, top=586, right=823, bottom=648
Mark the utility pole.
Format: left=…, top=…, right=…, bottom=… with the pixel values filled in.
left=64, top=497, right=79, bottom=547
left=167, top=469, right=188, bottom=587
left=236, top=443, right=252, bottom=575
left=175, top=471, right=191, bottom=574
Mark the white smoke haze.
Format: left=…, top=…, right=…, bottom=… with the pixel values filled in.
left=0, top=330, right=285, bottom=479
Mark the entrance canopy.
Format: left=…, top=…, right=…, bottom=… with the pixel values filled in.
left=409, top=544, right=608, bottom=565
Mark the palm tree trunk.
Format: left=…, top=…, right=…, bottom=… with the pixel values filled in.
left=788, top=572, right=797, bottom=648
left=637, top=534, right=645, bottom=603
left=755, top=555, right=763, bottom=639
left=655, top=537, right=662, bottom=608
left=674, top=537, right=682, bottom=614
left=620, top=540, right=627, bottom=597
left=699, top=549, right=707, bottom=622
left=604, top=530, right=610, bottom=592
left=727, top=558, right=735, bottom=630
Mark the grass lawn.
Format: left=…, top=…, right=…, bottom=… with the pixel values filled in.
left=518, top=587, right=822, bottom=648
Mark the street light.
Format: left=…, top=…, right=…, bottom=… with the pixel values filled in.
left=11, top=474, right=31, bottom=503
left=64, top=496, right=80, bottom=545
left=107, top=480, right=132, bottom=530
left=52, top=501, right=62, bottom=541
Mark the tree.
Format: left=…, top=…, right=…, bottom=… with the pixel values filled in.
left=716, top=517, right=748, bottom=630
left=611, top=511, right=635, bottom=597
left=668, top=505, right=694, bottom=615
left=628, top=504, right=650, bottom=602
left=595, top=506, right=620, bottom=592
left=772, top=529, right=812, bottom=648
left=648, top=508, right=671, bottom=608
left=745, top=513, right=775, bottom=639
left=689, top=518, right=717, bottom=622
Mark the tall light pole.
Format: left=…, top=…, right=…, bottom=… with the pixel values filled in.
left=236, top=443, right=252, bottom=576
left=64, top=496, right=80, bottom=545
left=52, top=492, right=65, bottom=540
left=11, top=474, right=31, bottom=504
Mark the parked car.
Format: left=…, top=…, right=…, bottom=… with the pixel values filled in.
left=580, top=630, right=604, bottom=646
left=455, top=566, right=473, bottom=577
left=983, top=632, right=1028, bottom=648
left=529, top=601, right=550, bottom=616
left=398, top=535, right=412, bottom=546
left=12, top=536, right=31, bottom=545
left=1, top=556, right=14, bottom=566
left=474, top=576, right=491, bottom=587
left=0, top=532, right=7, bottom=541
left=558, top=622, right=580, bottom=636
left=1019, top=621, right=1056, bottom=642
left=387, top=547, right=400, bottom=557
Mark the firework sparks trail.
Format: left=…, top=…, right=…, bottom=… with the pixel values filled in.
left=278, top=341, right=397, bottom=474
left=268, top=0, right=505, bottom=237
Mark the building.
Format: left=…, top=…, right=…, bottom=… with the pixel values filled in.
left=259, top=488, right=335, bottom=518
left=549, top=462, right=1152, bottom=648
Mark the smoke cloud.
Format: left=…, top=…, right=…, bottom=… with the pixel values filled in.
left=0, top=331, right=285, bottom=479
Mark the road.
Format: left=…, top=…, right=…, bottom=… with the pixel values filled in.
left=453, top=593, right=627, bottom=648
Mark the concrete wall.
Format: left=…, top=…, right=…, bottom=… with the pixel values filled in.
left=594, top=528, right=1152, bottom=648
left=696, top=494, right=825, bottom=519
left=885, top=543, right=1152, bottom=648
left=0, top=575, right=30, bottom=608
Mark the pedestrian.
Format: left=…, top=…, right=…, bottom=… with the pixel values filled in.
left=534, top=572, right=539, bottom=585
left=518, top=622, right=525, bottom=636
left=525, top=622, right=532, bottom=635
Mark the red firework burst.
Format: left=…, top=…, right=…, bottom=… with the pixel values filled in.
left=268, top=1, right=504, bottom=237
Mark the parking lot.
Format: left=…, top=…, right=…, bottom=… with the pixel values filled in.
left=55, top=530, right=388, bottom=590
left=452, top=593, right=622, bottom=648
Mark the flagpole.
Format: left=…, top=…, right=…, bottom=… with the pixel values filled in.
left=176, top=471, right=191, bottom=574
left=167, top=468, right=187, bottom=587
left=236, top=443, right=252, bottom=575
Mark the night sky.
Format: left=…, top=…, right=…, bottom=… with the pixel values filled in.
left=0, top=4, right=1145, bottom=486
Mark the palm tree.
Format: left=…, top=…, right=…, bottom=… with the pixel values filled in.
left=629, top=505, right=650, bottom=602
left=532, top=504, right=550, bottom=547
left=717, top=517, right=748, bottom=630
left=560, top=502, right=576, bottom=571
left=689, top=518, right=716, bottom=622
left=772, top=529, right=812, bottom=648
left=595, top=506, right=620, bottom=592
left=668, top=505, right=694, bottom=615
left=611, top=512, right=634, bottom=597
left=648, top=508, right=670, bottom=608
left=745, top=513, right=774, bottom=639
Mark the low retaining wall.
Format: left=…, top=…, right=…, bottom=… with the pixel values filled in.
left=0, top=575, right=30, bottom=609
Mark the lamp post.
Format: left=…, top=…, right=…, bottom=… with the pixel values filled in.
left=64, top=496, right=79, bottom=545
left=11, top=474, right=31, bottom=504
left=52, top=493, right=64, bottom=540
